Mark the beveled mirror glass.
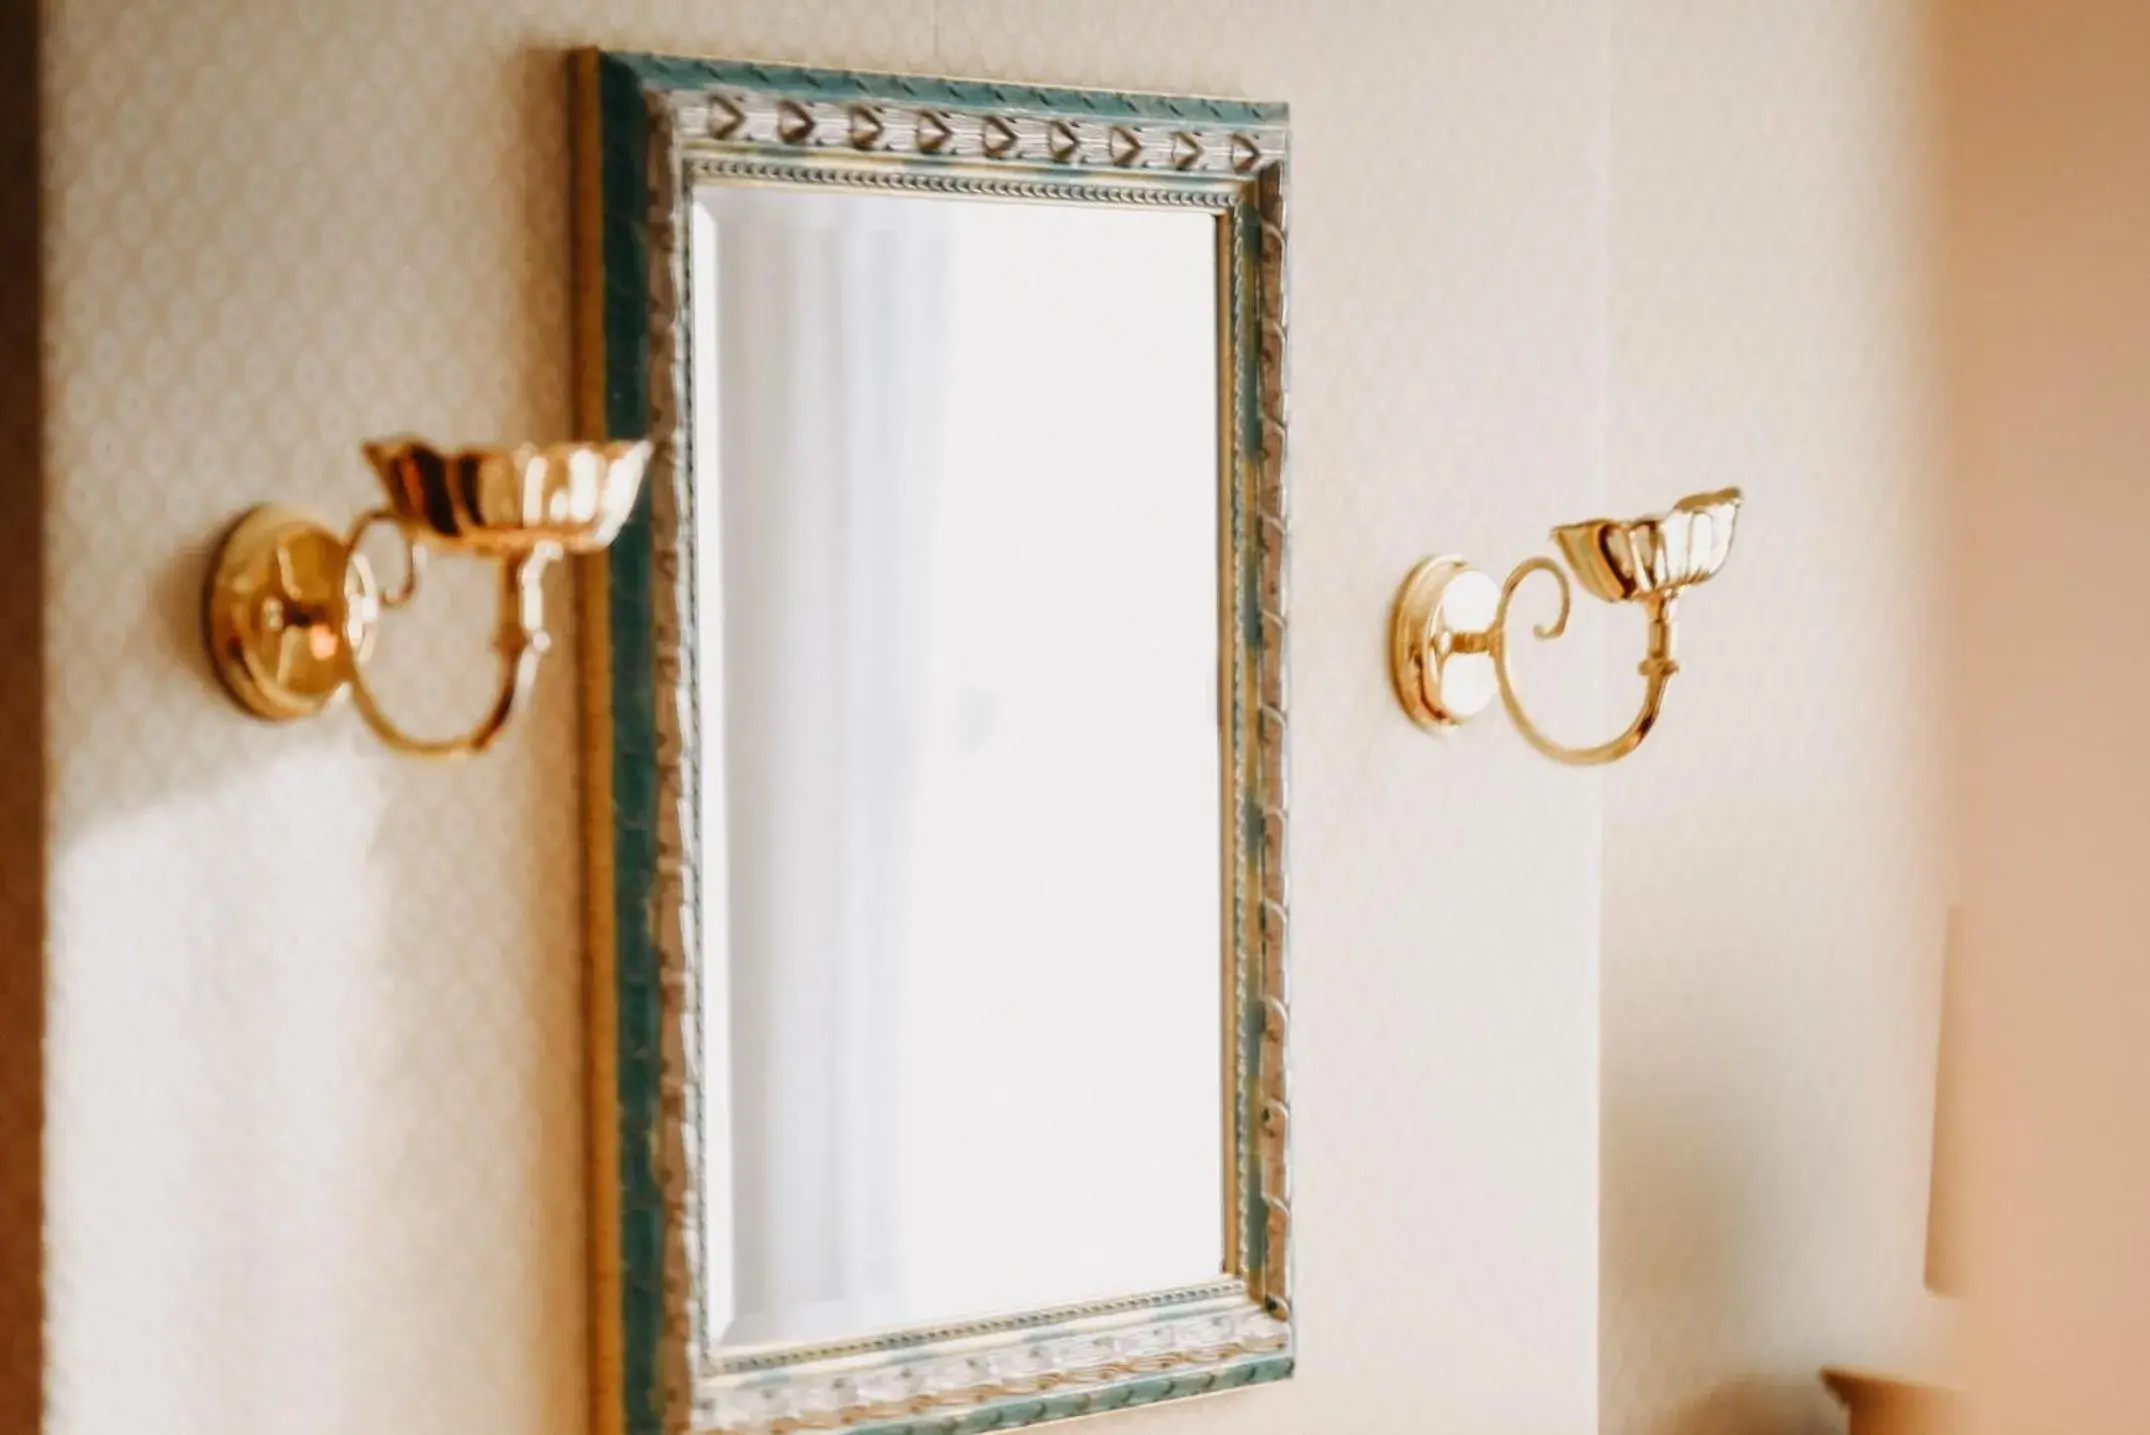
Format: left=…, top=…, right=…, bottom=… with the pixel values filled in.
left=579, top=53, right=1290, bottom=1435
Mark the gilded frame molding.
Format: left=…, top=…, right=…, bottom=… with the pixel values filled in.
left=574, top=50, right=1292, bottom=1435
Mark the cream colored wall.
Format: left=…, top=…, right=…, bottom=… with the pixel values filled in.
left=38, top=2, right=1609, bottom=1434
left=1599, top=3, right=1948, bottom=1432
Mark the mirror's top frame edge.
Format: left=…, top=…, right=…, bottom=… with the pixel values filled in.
left=575, top=47, right=1292, bottom=1435
left=597, top=48, right=1287, bottom=129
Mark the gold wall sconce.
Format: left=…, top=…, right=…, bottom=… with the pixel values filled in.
left=203, top=438, right=651, bottom=757
left=1388, top=488, right=1742, bottom=765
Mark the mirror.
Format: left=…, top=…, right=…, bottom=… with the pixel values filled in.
left=693, top=186, right=1225, bottom=1346
left=581, top=52, right=1291, bottom=1435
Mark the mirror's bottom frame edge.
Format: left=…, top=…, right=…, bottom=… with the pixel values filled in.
left=784, top=1352, right=1296, bottom=1435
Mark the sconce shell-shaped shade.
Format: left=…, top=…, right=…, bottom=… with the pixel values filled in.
left=1550, top=487, right=1742, bottom=603
left=364, top=437, right=651, bottom=557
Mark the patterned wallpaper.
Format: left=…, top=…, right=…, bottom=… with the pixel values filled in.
left=19, top=1, right=1934, bottom=1433
left=35, top=2, right=1608, bottom=1432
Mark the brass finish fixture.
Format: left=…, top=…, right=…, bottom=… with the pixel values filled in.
left=1389, top=488, right=1742, bottom=765
left=204, top=437, right=651, bottom=757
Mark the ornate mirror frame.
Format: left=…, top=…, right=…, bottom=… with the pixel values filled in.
left=573, top=51, right=1292, bottom=1435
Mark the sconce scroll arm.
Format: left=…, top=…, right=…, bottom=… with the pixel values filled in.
left=334, top=510, right=553, bottom=760
left=1489, top=557, right=1679, bottom=768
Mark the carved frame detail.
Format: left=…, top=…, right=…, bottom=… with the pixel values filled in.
left=575, top=51, right=1292, bottom=1435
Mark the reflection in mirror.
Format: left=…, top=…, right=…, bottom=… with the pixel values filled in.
left=690, top=186, right=1226, bottom=1348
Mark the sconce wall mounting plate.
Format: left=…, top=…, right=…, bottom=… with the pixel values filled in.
left=1389, top=556, right=1499, bottom=731
left=202, top=437, right=651, bottom=758
left=207, top=503, right=380, bottom=722
left=1388, top=488, right=1742, bottom=766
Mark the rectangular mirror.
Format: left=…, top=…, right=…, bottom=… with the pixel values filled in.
left=578, top=53, right=1291, bottom=1435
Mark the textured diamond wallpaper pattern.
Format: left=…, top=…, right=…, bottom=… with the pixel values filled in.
left=19, top=0, right=1935, bottom=1433
left=34, top=2, right=1608, bottom=1431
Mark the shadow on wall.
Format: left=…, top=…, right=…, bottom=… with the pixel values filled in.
left=1669, top=1379, right=1841, bottom=1435
left=0, top=0, right=43, bottom=1425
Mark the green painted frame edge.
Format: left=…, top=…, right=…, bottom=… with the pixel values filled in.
left=593, top=46, right=666, bottom=1435
left=583, top=47, right=1292, bottom=1435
